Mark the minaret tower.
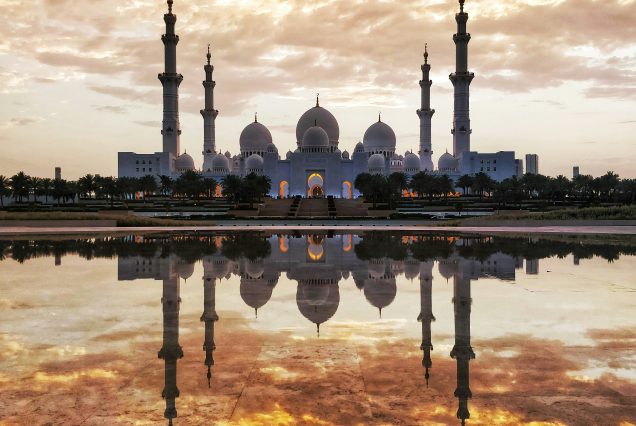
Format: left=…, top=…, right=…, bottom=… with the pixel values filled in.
left=450, top=275, right=475, bottom=426
left=450, top=0, right=474, bottom=159
left=201, top=45, right=219, bottom=173
left=418, top=260, right=435, bottom=386
left=417, top=44, right=435, bottom=172
left=158, top=274, right=183, bottom=426
left=159, top=0, right=183, bottom=158
left=201, top=275, right=219, bottom=387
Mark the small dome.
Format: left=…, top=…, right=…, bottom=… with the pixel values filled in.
left=240, top=121, right=273, bottom=152
left=175, top=258, right=195, bottom=280
left=286, top=150, right=293, bottom=160
left=438, top=151, right=458, bottom=171
left=302, top=126, right=330, bottom=148
left=368, top=153, right=385, bottom=172
left=245, top=260, right=265, bottom=279
left=342, top=150, right=350, bottom=160
left=175, top=152, right=195, bottom=170
left=363, top=120, right=396, bottom=152
left=296, top=104, right=340, bottom=147
left=404, top=152, right=421, bottom=172
left=246, top=153, right=264, bottom=171
left=266, top=143, right=278, bottom=153
left=354, top=142, right=365, bottom=153
left=224, top=151, right=232, bottom=158
left=212, top=153, right=230, bottom=171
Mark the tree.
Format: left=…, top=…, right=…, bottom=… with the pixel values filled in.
left=38, top=178, right=53, bottom=203
left=435, top=175, right=455, bottom=200
left=457, top=174, right=474, bottom=196
left=174, top=170, right=204, bottom=200
left=78, top=174, right=96, bottom=199
left=10, top=172, right=29, bottom=203
left=28, top=176, right=41, bottom=203
left=202, top=178, right=217, bottom=199
left=593, top=171, right=620, bottom=201
left=100, top=177, right=117, bottom=205
left=410, top=171, right=436, bottom=201
left=0, top=175, right=10, bottom=207
left=387, top=172, right=408, bottom=209
left=573, top=174, right=594, bottom=200
left=354, top=173, right=374, bottom=201
left=221, top=175, right=243, bottom=205
left=159, top=175, right=173, bottom=197
left=242, top=173, right=271, bottom=208
left=471, top=172, right=496, bottom=198
left=139, top=175, right=158, bottom=197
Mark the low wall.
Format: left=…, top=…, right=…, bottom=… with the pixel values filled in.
left=463, top=219, right=636, bottom=227
left=0, top=220, right=118, bottom=228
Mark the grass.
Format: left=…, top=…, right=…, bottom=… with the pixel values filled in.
left=472, top=205, right=636, bottom=221
left=0, top=211, right=215, bottom=227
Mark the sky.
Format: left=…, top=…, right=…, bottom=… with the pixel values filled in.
left=0, top=0, right=635, bottom=179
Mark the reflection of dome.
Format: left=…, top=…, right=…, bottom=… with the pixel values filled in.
left=368, top=261, right=386, bottom=280
left=245, top=260, right=264, bottom=279
left=296, top=104, right=339, bottom=147
left=297, top=283, right=340, bottom=328
left=363, top=279, right=397, bottom=312
left=438, top=151, right=458, bottom=172
left=175, top=152, right=195, bottom=171
left=404, top=259, right=420, bottom=280
left=203, top=256, right=232, bottom=279
left=438, top=259, right=458, bottom=280
left=175, top=259, right=195, bottom=280
left=240, top=279, right=275, bottom=312
left=246, top=154, right=264, bottom=171
left=363, top=120, right=396, bottom=152
left=368, top=153, right=385, bottom=173
left=404, top=152, right=421, bottom=173
left=240, top=121, right=273, bottom=152
left=302, top=126, right=330, bottom=149
left=212, top=153, right=230, bottom=172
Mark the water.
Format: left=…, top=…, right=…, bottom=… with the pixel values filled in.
left=1, top=232, right=635, bottom=425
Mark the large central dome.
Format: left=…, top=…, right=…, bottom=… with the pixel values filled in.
left=296, top=101, right=339, bottom=148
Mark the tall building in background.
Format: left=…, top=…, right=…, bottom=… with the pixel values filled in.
left=526, top=154, right=539, bottom=175
left=54, top=167, right=61, bottom=180
left=573, top=166, right=580, bottom=179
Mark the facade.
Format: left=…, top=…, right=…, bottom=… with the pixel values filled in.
left=118, top=0, right=532, bottom=197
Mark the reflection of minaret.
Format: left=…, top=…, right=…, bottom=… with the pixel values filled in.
left=450, top=276, right=475, bottom=426
left=158, top=276, right=183, bottom=426
left=417, top=44, right=435, bottom=171
left=450, top=0, right=474, bottom=158
left=417, top=261, right=435, bottom=386
left=201, top=276, right=218, bottom=387
left=526, top=259, right=539, bottom=275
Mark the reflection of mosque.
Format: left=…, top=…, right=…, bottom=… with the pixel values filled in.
left=117, top=235, right=529, bottom=425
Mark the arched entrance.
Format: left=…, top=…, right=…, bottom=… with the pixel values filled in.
left=279, top=181, right=289, bottom=198
left=342, top=181, right=353, bottom=199
left=307, top=173, right=324, bottom=198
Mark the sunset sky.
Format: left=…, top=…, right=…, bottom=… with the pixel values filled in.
left=0, top=0, right=635, bottom=179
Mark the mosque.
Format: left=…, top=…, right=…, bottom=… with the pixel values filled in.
left=118, top=0, right=527, bottom=198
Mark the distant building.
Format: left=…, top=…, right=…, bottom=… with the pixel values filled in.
left=118, top=0, right=530, bottom=197
left=55, top=167, right=62, bottom=180
left=573, top=166, right=580, bottom=179
left=525, top=154, right=539, bottom=175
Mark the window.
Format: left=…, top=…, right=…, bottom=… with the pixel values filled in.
left=136, top=168, right=139, bottom=172
left=149, top=168, right=153, bottom=172
left=487, top=167, right=491, bottom=171
left=494, top=160, right=497, bottom=164
left=143, top=168, right=146, bottom=172
left=149, top=161, right=152, bottom=165
left=480, top=167, right=483, bottom=172
left=136, top=160, right=139, bottom=165
left=480, top=160, right=484, bottom=164
left=494, top=167, right=497, bottom=171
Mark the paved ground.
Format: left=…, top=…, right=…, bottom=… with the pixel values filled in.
left=1, top=224, right=635, bottom=235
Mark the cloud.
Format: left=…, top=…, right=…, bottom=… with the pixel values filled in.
left=93, top=105, right=127, bottom=114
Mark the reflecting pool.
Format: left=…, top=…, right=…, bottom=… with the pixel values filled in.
left=1, top=232, right=635, bottom=425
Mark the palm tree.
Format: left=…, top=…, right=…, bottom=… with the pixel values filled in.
left=159, top=175, right=173, bottom=197
left=0, top=175, right=10, bottom=207
left=28, top=176, right=41, bottom=203
left=471, top=172, right=496, bottom=198
left=457, top=174, right=474, bottom=196
left=39, top=178, right=53, bottom=203
left=10, top=172, right=29, bottom=203
left=221, top=175, right=243, bottom=205
left=410, top=171, right=436, bottom=201
left=435, top=175, right=455, bottom=200
left=139, top=175, right=158, bottom=197
left=77, top=174, right=95, bottom=199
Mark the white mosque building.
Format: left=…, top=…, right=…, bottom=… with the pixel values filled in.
left=118, top=0, right=528, bottom=198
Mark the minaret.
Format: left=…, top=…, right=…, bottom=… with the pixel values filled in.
left=201, top=45, right=219, bottom=173
left=450, top=275, right=475, bottom=426
left=159, top=0, right=183, bottom=158
left=450, top=0, right=474, bottom=159
left=201, top=276, right=219, bottom=387
left=158, top=275, right=183, bottom=426
left=417, top=261, right=435, bottom=386
left=417, top=44, right=435, bottom=172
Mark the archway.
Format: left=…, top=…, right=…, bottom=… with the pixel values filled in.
left=342, top=181, right=353, bottom=199
left=307, top=173, right=324, bottom=198
left=279, top=181, right=289, bottom=198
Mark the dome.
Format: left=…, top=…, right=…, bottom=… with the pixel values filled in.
left=296, top=104, right=339, bottom=147
left=266, top=143, right=278, bottom=153
left=363, top=279, right=397, bottom=312
left=240, top=121, right=273, bottom=152
left=296, top=283, right=340, bottom=327
left=404, top=152, right=421, bottom=172
left=175, top=258, right=195, bottom=280
left=245, top=259, right=264, bottom=279
left=302, top=126, right=330, bottom=148
left=286, top=150, right=293, bottom=160
left=246, top=154, right=264, bottom=171
left=342, top=150, right=350, bottom=160
left=438, top=151, right=458, bottom=171
left=363, top=120, right=396, bottom=152
left=175, top=152, right=195, bottom=171
left=212, top=153, right=230, bottom=171
left=240, top=279, right=275, bottom=311
left=224, top=151, right=232, bottom=158
left=368, top=153, right=385, bottom=172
